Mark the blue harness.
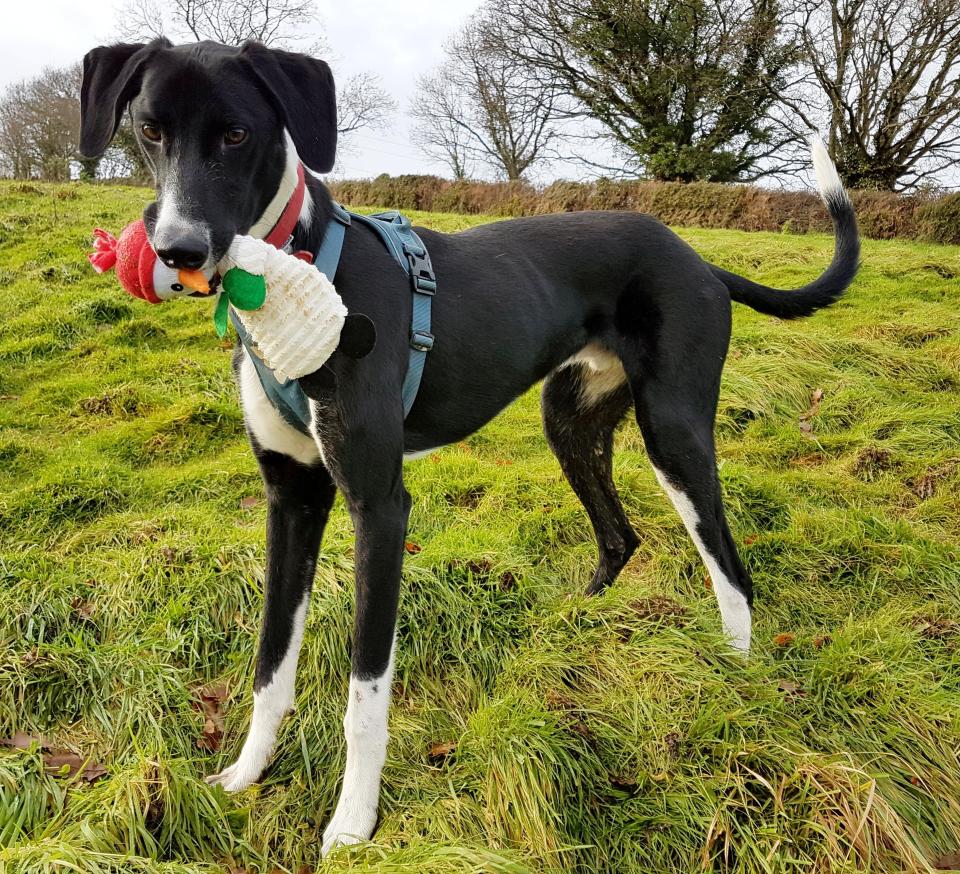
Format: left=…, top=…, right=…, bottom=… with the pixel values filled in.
left=232, top=202, right=435, bottom=434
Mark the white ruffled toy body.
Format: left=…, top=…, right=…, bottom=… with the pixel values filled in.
left=218, top=235, right=346, bottom=382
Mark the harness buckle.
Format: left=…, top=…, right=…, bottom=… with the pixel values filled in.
left=411, top=329, right=435, bottom=352
left=403, top=243, right=436, bottom=295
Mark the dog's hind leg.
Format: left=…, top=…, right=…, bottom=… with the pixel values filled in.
left=542, top=351, right=638, bottom=595
left=618, top=283, right=753, bottom=651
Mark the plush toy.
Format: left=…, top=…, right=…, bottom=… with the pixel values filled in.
left=89, top=222, right=375, bottom=380
left=89, top=221, right=212, bottom=303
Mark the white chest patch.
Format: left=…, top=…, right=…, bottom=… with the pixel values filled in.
left=238, top=348, right=321, bottom=467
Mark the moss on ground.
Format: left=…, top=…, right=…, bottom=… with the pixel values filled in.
left=0, top=181, right=958, bottom=873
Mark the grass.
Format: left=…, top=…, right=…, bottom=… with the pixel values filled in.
left=0, top=180, right=958, bottom=874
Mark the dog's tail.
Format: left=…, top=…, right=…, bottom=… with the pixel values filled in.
left=708, top=138, right=860, bottom=319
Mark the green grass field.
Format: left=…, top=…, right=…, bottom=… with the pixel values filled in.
left=0, top=180, right=958, bottom=874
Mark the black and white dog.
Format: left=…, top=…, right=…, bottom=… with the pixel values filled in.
left=79, top=39, right=859, bottom=853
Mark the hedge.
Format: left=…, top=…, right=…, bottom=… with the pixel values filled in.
left=328, top=174, right=960, bottom=244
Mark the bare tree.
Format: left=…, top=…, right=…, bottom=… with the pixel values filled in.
left=336, top=72, right=397, bottom=138
left=0, top=81, right=33, bottom=178
left=0, top=64, right=82, bottom=180
left=117, top=0, right=324, bottom=53
left=411, top=14, right=558, bottom=180
left=484, top=0, right=803, bottom=183
left=116, top=0, right=395, bottom=150
left=783, top=0, right=960, bottom=190
left=410, top=74, right=474, bottom=179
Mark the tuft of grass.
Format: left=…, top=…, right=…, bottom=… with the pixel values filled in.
left=0, top=180, right=959, bottom=873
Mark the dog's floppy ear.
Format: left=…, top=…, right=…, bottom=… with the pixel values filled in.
left=241, top=42, right=337, bottom=173
left=79, top=40, right=169, bottom=158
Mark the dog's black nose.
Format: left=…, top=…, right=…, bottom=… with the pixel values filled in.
left=155, top=236, right=209, bottom=270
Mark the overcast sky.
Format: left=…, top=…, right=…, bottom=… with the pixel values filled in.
left=0, top=0, right=485, bottom=179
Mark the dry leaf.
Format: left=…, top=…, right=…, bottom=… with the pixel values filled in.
left=43, top=751, right=108, bottom=782
left=777, top=679, right=806, bottom=697
left=799, top=388, right=824, bottom=437
left=239, top=495, right=261, bottom=510
left=198, top=718, right=222, bottom=752
left=70, top=597, right=94, bottom=619
left=800, top=388, right=824, bottom=421
left=813, top=634, right=832, bottom=648
left=43, top=752, right=85, bottom=777
left=82, top=761, right=108, bottom=782
left=1, top=731, right=44, bottom=750
left=404, top=541, right=422, bottom=555
left=773, top=632, right=796, bottom=646
left=193, top=683, right=228, bottom=752
left=932, top=852, right=960, bottom=870
left=427, top=741, right=456, bottom=762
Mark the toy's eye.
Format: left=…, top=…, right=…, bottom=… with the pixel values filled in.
left=224, top=128, right=247, bottom=146
left=171, top=283, right=183, bottom=292
left=141, top=123, right=162, bottom=143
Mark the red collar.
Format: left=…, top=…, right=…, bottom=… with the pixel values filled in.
left=264, top=162, right=306, bottom=249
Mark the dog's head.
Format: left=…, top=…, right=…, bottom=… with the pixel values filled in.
left=79, top=39, right=336, bottom=270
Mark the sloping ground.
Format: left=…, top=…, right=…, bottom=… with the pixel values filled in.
left=0, top=181, right=958, bottom=874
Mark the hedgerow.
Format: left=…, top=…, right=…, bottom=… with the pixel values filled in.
left=329, top=174, right=959, bottom=243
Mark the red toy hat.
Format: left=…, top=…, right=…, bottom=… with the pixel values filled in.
left=90, top=221, right=162, bottom=303
left=89, top=221, right=210, bottom=304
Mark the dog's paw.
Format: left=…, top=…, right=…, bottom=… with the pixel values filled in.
left=321, top=799, right=377, bottom=856
left=205, top=760, right=261, bottom=792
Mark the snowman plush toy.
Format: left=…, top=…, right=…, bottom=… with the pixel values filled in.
left=89, top=219, right=375, bottom=380
left=89, top=220, right=213, bottom=302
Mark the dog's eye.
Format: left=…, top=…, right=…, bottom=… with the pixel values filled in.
left=224, top=128, right=247, bottom=146
left=141, top=123, right=162, bottom=143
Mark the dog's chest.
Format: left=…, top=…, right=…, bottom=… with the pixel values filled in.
left=238, top=348, right=320, bottom=466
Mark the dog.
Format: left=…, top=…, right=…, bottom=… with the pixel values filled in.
left=78, top=38, right=859, bottom=854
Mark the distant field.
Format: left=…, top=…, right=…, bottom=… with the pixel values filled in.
left=0, top=180, right=958, bottom=873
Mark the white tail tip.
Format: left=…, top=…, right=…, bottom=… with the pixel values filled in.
left=810, top=136, right=846, bottom=203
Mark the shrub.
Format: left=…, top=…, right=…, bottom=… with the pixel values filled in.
left=916, top=192, right=960, bottom=245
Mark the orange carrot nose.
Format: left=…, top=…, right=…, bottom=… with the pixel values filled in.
left=178, top=269, right=210, bottom=294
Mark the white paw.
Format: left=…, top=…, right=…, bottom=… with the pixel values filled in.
left=205, top=759, right=262, bottom=792
left=321, top=799, right=377, bottom=856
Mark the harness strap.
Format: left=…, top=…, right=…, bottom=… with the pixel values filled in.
left=314, top=202, right=351, bottom=280
left=350, top=210, right=435, bottom=418
left=232, top=311, right=313, bottom=435
left=235, top=202, right=434, bottom=428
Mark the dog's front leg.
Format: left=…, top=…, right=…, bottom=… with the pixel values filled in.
left=321, top=455, right=409, bottom=855
left=207, top=450, right=336, bottom=791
